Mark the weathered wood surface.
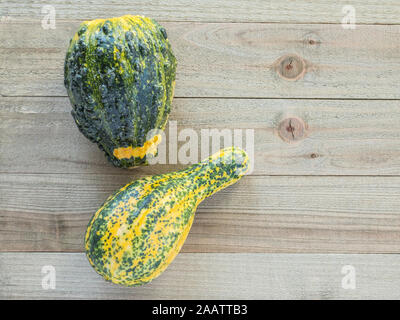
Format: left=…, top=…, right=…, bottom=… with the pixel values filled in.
left=1, top=253, right=400, bottom=299
left=2, top=22, right=400, bottom=98
left=2, top=0, right=400, bottom=24
left=1, top=0, right=400, bottom=300
left=1, top=174, right=399, bottom=253
left=2, top=97, right=400, bottom=176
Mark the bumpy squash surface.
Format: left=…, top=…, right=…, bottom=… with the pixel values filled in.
left=85, top=147, right=249, bottom=286
left=64, top=15, right=177, bottom=168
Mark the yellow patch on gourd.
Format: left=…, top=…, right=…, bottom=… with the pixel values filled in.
left=82, top=15, right=149, bottom=31
left=73, top=15, right=156, bottom=55
left=103, top=180, right=203, bottom=285
left=137, top=214, right=195, bottom=284
left=113, top=134, right=162, bottom=160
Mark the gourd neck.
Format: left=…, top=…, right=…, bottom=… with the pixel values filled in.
left=183, top=147, right=249, bottom=200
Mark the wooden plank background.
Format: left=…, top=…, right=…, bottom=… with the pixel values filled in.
left=3, top=0, right=400, bottom=24
left=2, top=253, right=400, bottom=299
left=1, top=0, right=399, bottom=299
left=2, top=21, right=400, bottom=99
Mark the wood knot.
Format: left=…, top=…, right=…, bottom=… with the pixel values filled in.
left=275, top=54, right=306, bottom=81
left=278, top=117, right=307, bottom=142
left=302, top=32, right=321, bottom=48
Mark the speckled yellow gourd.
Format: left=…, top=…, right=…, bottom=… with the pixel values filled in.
left=85, top=147, right=249, bottom=286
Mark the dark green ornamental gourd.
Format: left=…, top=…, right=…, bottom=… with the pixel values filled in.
left=85, top=147, right=250, bottom=286
left=64, top=15, right=177, bottom=168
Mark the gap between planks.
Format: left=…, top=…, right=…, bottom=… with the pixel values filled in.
left=3, top=18, right=400, bottom=26
left=3, top=95, right=400, bottom=101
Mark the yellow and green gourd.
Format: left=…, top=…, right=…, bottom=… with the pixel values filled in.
left=85, top=147, right=249, bottom=286
left=64, top=15, right=177, bottom=168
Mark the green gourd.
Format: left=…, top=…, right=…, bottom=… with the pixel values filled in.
left=64, top=15, right=177, bottom=168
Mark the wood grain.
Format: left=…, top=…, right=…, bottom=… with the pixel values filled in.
left=2, top=0, right=400, bottom=24
left=1, top=252, right=400, bottom=299
left=1, top=173, right=399, bottom=253
left=1, top=1, right=400, bottom=300
left=1, top=22, right=400, bottom=98
left=2, top=97, right=400, bottom=176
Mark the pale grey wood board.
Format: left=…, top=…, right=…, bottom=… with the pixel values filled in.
left=1, top=0, right=400, bottom=300
left=2, top=97, right=400, bottom=175
left=2, top=0, right=400, bottom=24
left=1, top=22, right=400, bottom=98
left=1, top=174, right=399, bottom=253
left=0, top=253, right=399, bottom=299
